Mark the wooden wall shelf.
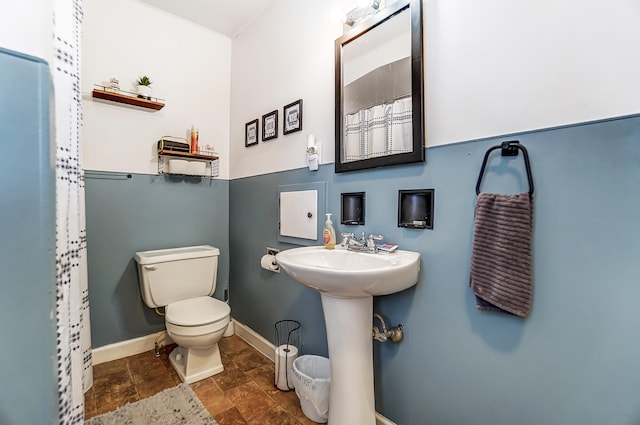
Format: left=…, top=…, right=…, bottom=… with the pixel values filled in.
left=92, top=88, right=165, bottom=110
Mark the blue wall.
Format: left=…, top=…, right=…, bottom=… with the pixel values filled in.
left=84, top=114, right=640, bottom=424
left=229, top=115, right=640, bottom=424
left=84, top=174, right=229, bottom=347
left=0, top=48, right=58, bottom=424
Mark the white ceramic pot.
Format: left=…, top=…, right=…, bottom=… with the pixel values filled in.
left=136, top=84, right=152, bottom=99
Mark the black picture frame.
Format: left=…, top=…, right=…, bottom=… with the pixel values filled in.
left=245, top=119, right=258, bottom=147
left=262, top=110, right=278, bottom=141
left=283, top=99, right=303, bottom=135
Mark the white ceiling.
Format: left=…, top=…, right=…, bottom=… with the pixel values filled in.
left=138, top=0, right=278, bottom=38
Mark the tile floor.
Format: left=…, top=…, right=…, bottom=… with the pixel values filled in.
left=84, top=335, right=318, bottom=425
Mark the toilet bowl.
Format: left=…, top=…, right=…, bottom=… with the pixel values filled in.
left=135, top=245, right=230, bottom=384
left=165, top=296, right=230, bottom=383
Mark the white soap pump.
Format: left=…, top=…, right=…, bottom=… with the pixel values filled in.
left=323, top=213, right=336, bottom=249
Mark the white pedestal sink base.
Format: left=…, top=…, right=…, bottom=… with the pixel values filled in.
left=321, top=293, right=376, bottom=425
left=275, top=247, right=420, bottom=424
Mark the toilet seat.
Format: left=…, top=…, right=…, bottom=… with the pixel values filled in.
left=166, top=296, right=230, bottom=327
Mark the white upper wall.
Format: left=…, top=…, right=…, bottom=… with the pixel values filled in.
left=230, top=0, right=343, bottom=179
left=427, top=0, right=640, bottom=146
left=82, top=0, right=232, bottom=179
left=230, top=0, right=640, bottom=178
left=0, top=0, right=53, bottom=62
left=6, top=0, right=639, bottom=179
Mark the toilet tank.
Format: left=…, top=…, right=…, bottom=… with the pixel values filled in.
left=135, top=245, right=220, bottom=308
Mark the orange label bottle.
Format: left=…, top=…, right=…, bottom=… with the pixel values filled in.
left=190, top=126, right=199, bottom=154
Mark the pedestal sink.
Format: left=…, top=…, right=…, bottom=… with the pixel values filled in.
left=275, top=246, right=420, bottom=425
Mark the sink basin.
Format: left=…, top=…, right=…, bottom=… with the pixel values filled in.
left=276, top=245, right=421, bottom=424
left=275, top=246, right=420, bottom=298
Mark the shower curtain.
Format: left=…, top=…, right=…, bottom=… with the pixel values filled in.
left=53, top=0, right=93, bottom=423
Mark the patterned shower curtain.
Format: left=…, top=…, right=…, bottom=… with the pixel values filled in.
left=53, top=0, right=93, bottom=423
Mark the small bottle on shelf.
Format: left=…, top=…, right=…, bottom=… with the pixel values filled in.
left=190, top=126, right=199, bottom=154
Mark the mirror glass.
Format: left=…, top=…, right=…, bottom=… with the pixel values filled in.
left=335, top=0, right=424, bottom=173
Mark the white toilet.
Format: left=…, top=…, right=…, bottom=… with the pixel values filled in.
left=135, top=245, right=230, bottom=384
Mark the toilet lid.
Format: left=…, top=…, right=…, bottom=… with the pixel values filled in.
left=166, top=296, right=230, bottom=326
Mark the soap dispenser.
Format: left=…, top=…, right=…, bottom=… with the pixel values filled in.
left=323, top=213, right=336, bottom=250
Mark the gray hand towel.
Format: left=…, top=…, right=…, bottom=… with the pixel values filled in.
left=469, top=192, right=533, bottom=317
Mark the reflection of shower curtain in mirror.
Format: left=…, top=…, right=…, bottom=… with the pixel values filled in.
left=343, top=97, right=412, bottom=162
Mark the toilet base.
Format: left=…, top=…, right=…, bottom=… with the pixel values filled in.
left=169, top=344, right=224, bottom=384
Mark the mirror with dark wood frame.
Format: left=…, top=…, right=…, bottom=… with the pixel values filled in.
left=335, top=0, right=424, bottom=173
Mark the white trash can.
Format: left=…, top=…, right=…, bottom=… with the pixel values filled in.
left=292, top=355, right=331, bottom=423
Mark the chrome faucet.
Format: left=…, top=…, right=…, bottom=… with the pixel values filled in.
left=341, top=232, right=383, bottom=253
left=366, top=234, right=384, bottom=252
left=340, top=232, right=356, bottom=248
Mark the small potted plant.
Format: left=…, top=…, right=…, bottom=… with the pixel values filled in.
left=135, top=75, right=152, bottom=99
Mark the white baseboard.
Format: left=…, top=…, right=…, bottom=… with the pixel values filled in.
left=92, top=331, right=172, bottom=365
left=232, top=319, right=276, bottom=362
left=91, top=319, right=249, bottom=365
left=91, top=319, right=396, bottom=425
left=375, top=412, right=397, bottom=425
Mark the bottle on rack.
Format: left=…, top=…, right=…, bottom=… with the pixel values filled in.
left=190, top=126, right=199, bottom=154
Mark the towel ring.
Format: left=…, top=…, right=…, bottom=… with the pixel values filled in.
left=475, top=141, right=534, bottom=195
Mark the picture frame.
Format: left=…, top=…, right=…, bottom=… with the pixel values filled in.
left=245, top=119, right=258, bottom=147
left=262, top=110, right=278, bottom=141
left=283, top=99, right=303, bottom=135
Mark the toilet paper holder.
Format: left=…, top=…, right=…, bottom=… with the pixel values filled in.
left=275, top=319, right=301, bottom=391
